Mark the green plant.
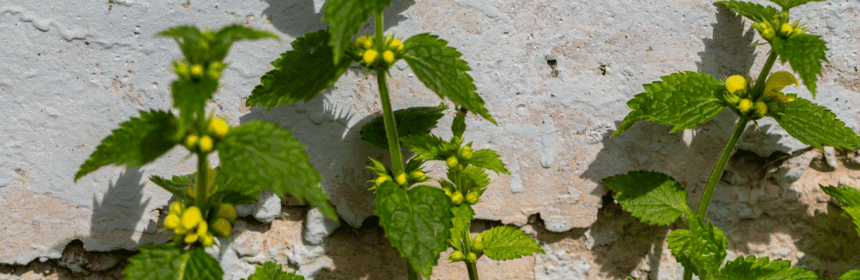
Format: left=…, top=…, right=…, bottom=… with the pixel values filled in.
left=604, top=0, right=860, bottom=279
left=75, top=25, right=335, bottom=279
left=245, top=0, right=543, bottom=278
left=820, top=184, right=860, bottom=279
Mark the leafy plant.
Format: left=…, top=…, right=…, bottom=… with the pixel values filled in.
left=605, top=1, right=860, bottom=279
left=245, top=1, right=542, bottom=278
left=820, top=184, right=860, bottom=279
left=75, top=25, right=335, bottom=279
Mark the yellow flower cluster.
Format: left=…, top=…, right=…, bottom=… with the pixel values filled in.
left=753, top=12, right=804, bottom=41
left=722, top=71, right=799, bottom=119
left=354, top=35, right=404, bottom=68
left=183, top=118, right=230, bottom=153
left=174, top=61, right=226, bottom=81
left=164, top=202, right=237, bottom=247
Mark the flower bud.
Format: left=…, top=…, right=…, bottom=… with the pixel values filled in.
left=466, top=252, right=477, bottom=263
left=738, top=99, right=753, bottom=114
left=217, top=204, right=237, bottom=221
left=182, top=206, right=203, bottom=229
left=390, top=38, right=403, bottom=51
left=446, top=156, right=459, bottom=169
left=472, top=234, right=484, bottom=252
left=356, top=36, right=372, bottom=49
left=363, top=49, right=378, bottom=65
left=198, top=135, right=213, bottom=153
left=212, top=218, right=232, bottom=237
left=208, top=118, right=229, bottom=138
left=175, top=62, right=190, bottom=78
left=451, top=191, right=464, bottom=205
left=761, top=28, right=775, bottom=40
left=184, top=135, right=199, bottom=149
left=376, top=175, right=390, bottom=185
left=449, top=250, right=466, bottom=261
left=184, top=233, right=199, bottom=244
left=201, top=233, right=214, bottom=247
left=780, top=23, right=793, bottom=36
left=395, top=173, right=407, bottom=185
left=169, top=202, right=185, bottom=214
left=383, top=50, right=395, bottom=64
left=465, top=192, right=480, bottom=205
left=164, top=214, right=181, bottom=229
left=725, top=75, right=747, bottom=95
left=191, top=64, right=204, bottom=78
left=409, top=171, right=426, bottom=182
left=443, top=188, right=452, bottom=197
left=721, top=90, right=741, bottom=106
left=197, top=221, right=208, bottom=236
left=460, top=146, right=473, bottom=160
left=174, top=226, right=188, bottom=235
left=753, top=101, right=768, bottom=117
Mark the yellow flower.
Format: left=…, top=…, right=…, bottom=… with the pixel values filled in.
left=197, top=220, right=208, bottom=236
left=198, top=135, right=213, bottom=153
left=466, top=252, right=477, bottom=263
left=446, top=156, right=459, bottom=169
left=184, top=135, right=199, bottom=149
left=780, top=23, right=793, bottom=36
left=173, top=225, right=188, bottom=235
left=212, top=218, right=232, bottom=237
left=175, top=62, right=190, bottom=78
left=164, top=214, right=180, bottom=229
left=217, top=204, right=237, bottom=221
left=375, top=175, right=390, bottom=185
left=738, top=99, right=753, bottom=114
left=395, top=173, right=407, bottom=185
left=182, top=206, right=203, bottom=229
left=472, top=234, right=484, bottom=251
left=449, top=251, right=465, bottom=261
left=725, top=75, right=747, bottom=95
left=208, top=118, right=229, bottom=138
left=451, top=191, right=464, bottom=205
left=184, top=233, right=199, bottom=244
left=754, top=101, right=768, bottom=117
left=356, top=36, right=372, bottom=49
left=363, top=49, right=378, bottom=65
left=409, top=171, right=426, bottom=182
left=191, top=64, right=204, bottom=78
left=201, top=233, right=215, bottom=247
left=459, top=146, right=473, bottom=160
left=389, top=38, right=403, bottom=51
left=383, top=50, right=395, bottom=64
left=761, top=28, right=775, bottom=40
left=169, top=202, right=184, bottom=214
left=764, top=71, right=799, bottom=97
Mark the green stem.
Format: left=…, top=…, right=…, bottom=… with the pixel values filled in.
left=750, top=51, right=778, bottom=100
left=683, top=270, right=693, bottom=280
left=196, top=151, right=209, bottom=209
left=407, top=266, right=419, bottom=280
left=466, top=262, right=479, bottom=280
left=694, top=117, right=749, bottom=221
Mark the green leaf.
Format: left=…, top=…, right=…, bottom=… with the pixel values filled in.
left=841, top=270, right=860, bottom=280
left=125, top=245, right=222, bottom=280
left=820, top=184, right=860, bottom=208
left=451, top=166, right=491, bottom=194
left=668, top=219, right=728, bottom=280
left=771, top=34, right=828, bottom=96
left=452, top=112, right=466, bottom=138
left=402, top=134, right=447, bottom=160
left=150, top=174, right=194, bottom=198
left=716, top=1, right=780, bottom=22
left=843, top=206, right=860, bottom=238
left=216, top=25, right=279, bottom=43
left=217, top=120, right=336, bottom=219
left=478, top=226, right=544, bottom=261
left=247, top=30, right=350, bottom=110
left=613, top=71, right=726, bottom=136
left=242, top=262, right=304, bottom=280
left=602, top=171, right=690, bottom=226
left=171, top=78, right=219, bottom=129
left=469, top=149, right=510, bottom=175
left=770, top=97, right=860, bottom=151
left=360, top=104, right=447, bottom=150
left=322, top=0, right=391, bottom=61
left=449, top=205, right=474, bottom=251
left=375, top=182, right=453, bottom=278
left=717, top=255, right=819, bottom=280
left=76, top=111, right=178, bottom=180
left=768, top=0, right=824, bottom=10
left=403, top=33, right=495, bottom=123
left=158, top=25, right=276, bottom=65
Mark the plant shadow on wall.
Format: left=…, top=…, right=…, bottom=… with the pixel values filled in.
left=261, top=0, right=416, bottom=38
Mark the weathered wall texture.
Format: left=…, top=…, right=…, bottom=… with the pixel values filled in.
left=1, top=0, right=859, bottom=279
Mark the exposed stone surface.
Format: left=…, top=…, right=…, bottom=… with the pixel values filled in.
left=2, top=0, right=860, bottom=279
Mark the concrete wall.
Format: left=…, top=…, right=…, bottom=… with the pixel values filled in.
left=1, top=0, right=859, bottom=279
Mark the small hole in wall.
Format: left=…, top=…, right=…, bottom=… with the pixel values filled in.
left=599, top=64, right=608, bottom=76
left=546, top=59, right=559, bottom=78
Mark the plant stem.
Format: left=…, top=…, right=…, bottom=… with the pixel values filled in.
left=750, top=51, right=778, bottom=100
left=694, top=117, right=749, bottom=221
left=466, top=262, right=479, bottom=280
left=407, top=267, right=419, bottom=280
left=196, top=151, right=209, bottom=209
left=683, top=270, right=693, bottom=280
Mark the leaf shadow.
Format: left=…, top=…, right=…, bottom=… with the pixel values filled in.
left=261, top=0, right=417, bottom=39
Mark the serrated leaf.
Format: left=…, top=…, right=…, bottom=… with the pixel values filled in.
left=771, top=34, right=828, bottom=97
left=716, top=1, right=780, bottom=22
left=469, top=149, right=510, bottom=175
left=841, top=270, right=860, bottom=280
left=717, top=255, right=819, bottom=280
left=478, top=226, right=544, bottom=261
left=217, top=121, right=336, bottom=219
left=124, top=245, right=222, bottom=280
left=403, top=33, right=494, bottom=123
left=668, top=219, right=728, bottom=280
left=158, top=25, right=276, bottom=65
left=152, top=168, right=260, bottom=205
left=768, top=0, right=824, bottom=10
left=451, top=166, right=491, bottom=193
left=602, top=171, right=690, bottom=226
left=843, top=206, right=860, bottom=238
left=242, top=262, right=304, bottom=280
left=613, top=71, right=726, bottom=136
left=770, top=97, right=860, bottom=151
left=449, top=205, right=474, bottom=251
left=820, top=184, right=860, bottom=208
left=247, top=30, right=350, bottom=110
left=322, top=0, right=391, bottom=61
left=150, top=174, right=194, bottom=198
left=375, top=182, right=453, bottom=278
left=360, top=104, right=447, bottom=150
left=402, top=134, right=447, bottom=160
left=76, top=111, right=178, bottom=180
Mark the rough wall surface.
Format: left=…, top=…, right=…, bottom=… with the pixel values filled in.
left=1, top=0, right=859, bottom=279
